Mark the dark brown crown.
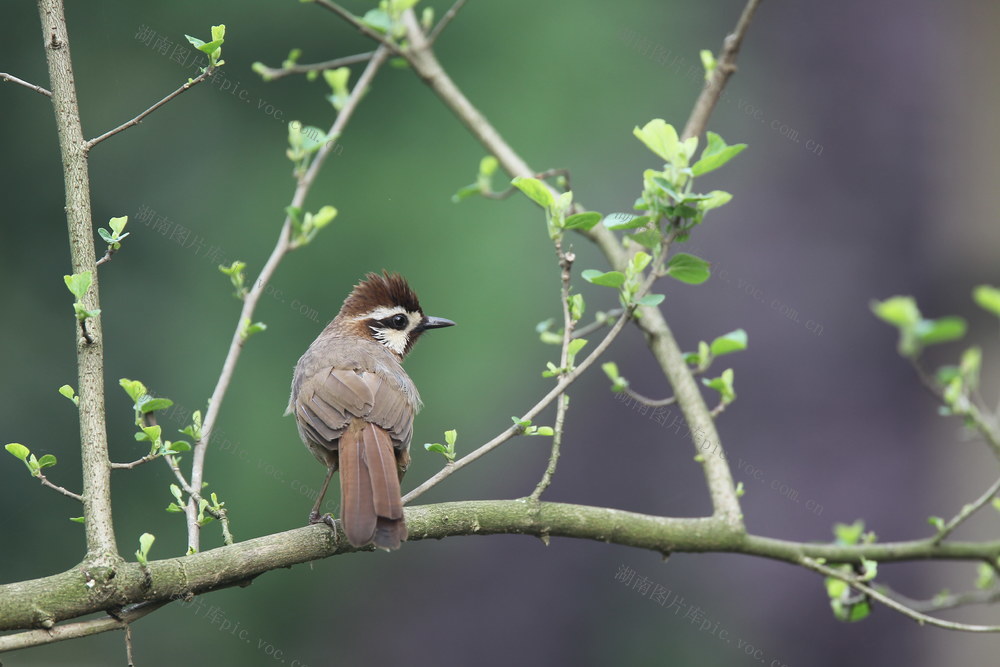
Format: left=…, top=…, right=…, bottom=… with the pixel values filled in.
left=339, top=271, right=422, bottom=317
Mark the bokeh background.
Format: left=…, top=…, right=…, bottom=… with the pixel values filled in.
left=2, top=1, right=999, bottom=665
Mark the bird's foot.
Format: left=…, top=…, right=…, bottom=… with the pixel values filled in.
left=308, top=511, right=337, bottom=529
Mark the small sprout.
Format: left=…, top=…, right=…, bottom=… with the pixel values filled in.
left=601, top=362, right=628, bottom=393
left=568, top=294, right=586, bottom=322
left=58, top=384, right=79, bottom=406
left=735, top=481, right=745, bottom=497
left=180, top=411, right=204, bottom=442
left=927, top=516, right=945, bottom=531
left=5, top=443, right=57, bottom=477
left=167, top=484, right=186, bottom=513
left=424, top=429, right=458, bottom=463
left=185, top=24, right=226, bottom=70
left=218, top=261, right=248, bottom=299
left=239, top=318, right=267, bottom=341
left=290, top=205, right=338, bottom=249
left=699, top=49, right=717, bottom=81
left=973, top=285, right=1000, bottom=317
left=833, top=520, right=865, bottom=546
left=702, top=368, right=736, bottom=405
left=69, top=516, right=85, bottom=524
left=323, top=67, right=351, bottom=111
left=97, top=215, right=130, bottom=251
left=135, top=532, right=155, bottom=566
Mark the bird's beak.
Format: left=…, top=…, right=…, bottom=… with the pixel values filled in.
left=419, top=316, right=456, bottom=331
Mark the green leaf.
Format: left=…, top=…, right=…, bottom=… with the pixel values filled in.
left=479, top=155, right=498, bottom=177
left=37, top=454, right=57, bottom=469
left=58, top=384, right=78, bottom=404
left=634, top=119, right=681, bottom=164
left=119, top=378, right=147, bottom=403
left=98, top=228, right=113, bottom=243
left=629, top=228, right=662, bottom=249
left=63, top=271, right=93, bottom=299
left=5, top=443, right=29, bottom=461
left=691, top=132, right=747, bottom=176
left=137, top=397, right=173, bottom=414
left=666, top=253, right=711, bottom=285
left=424, top=443, right=447, bottom=455
left=451, top=183, right=481, bottom=203
left=511, top=176, right=554, bottom=208
left=568, top=293, right=585, bottom=321
left=698, top=190, right=734, bottom=212
left=636, top=294, right=665, bottom=307
left=973, top=285, right=1000, bottom=317
left=699, top=49, right=717, bottom=80
left=870, top=296, right=920, bottom=328
left=567, top=338, right=588, bottom=358
left=927, top=516, right=945, bottom=531
left=109, top=216, right=128, bottom=236
left=534, top=426, right=555, bottom=436
left=136, top=532, right=155, bottom=566
left=70, top=516, right=85, bottom=523
left=323, top=67, right=351, bottom=110
left=915, top=316, right=966, bottom=346
left=604, top=213, right=652, bottom=230
left=709, top=329, right=748, bottom=357
left=564, top=212, right=602, bottom=231
left=702, top=368, right=735, bottom=403
left=602, top=362, right=620, bottom=381
left=581, top=270, right=626, bottom=288
left=445, top=429, right=457, bottom=447
left=141, top=425, right=162, bottom=443
left=833, top=520, right=865, bottom=546
left=166, top=440, right=191, bottom=453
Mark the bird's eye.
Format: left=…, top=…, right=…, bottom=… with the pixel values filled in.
left=389, top=314, right=408, bottom=330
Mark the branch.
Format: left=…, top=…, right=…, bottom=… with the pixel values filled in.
left=0, top=71, right=52, bottom=97
left=36, top=472, right=83, bottom=502
left=680, top=0, right=764, bottom=141
left=530, top=244, right=576, bottom=500
left=312, top=0, right=403, bottom=53
left=427, top=0, right=467, bottom=44
left=395, top=5, right=756, bottom=528
left=932, top=474, right=1000, bottom=544
left=186, top=44, right=392, bottom=552
left=0, top=600, right=166, bottom=652
left=86, top=67, right=215, bottom=150
left=38, top=0, right=117, bottom=562
left=255, top=51, right=374, bottom=81
left=2, top=500, right=998, bottom=636
left=802, top=558, right=1000, bottom=633
left=623, top=387, right=677, bottom=408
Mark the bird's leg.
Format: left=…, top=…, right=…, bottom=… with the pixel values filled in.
left=308, top=465, right=337, bottom=525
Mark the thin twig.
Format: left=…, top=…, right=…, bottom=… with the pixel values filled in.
left=94, top=245, right=116, bottom=266
left=404, top=307, right=633, bottom=504
left=530, top=244, right=576, bottom=500
left=0, top=600, right=167, bottom=651
left=932, top=475, right=1000, bottom=544
left=680, top=0, right=764, bottom=141
left=109, top=454, right=158, bottom=470
left=85, top=67, right=215, bottom=150
left=881, top=583, right=1000, bottom=613
left=165, top=454, right=233, bottom=545
left=573, top=309, right=624, bottom=338
left=312, top=0, right=403, bottom=53
left=427, top=0, right=468, bottom=44
left=802, top=557, right=1000, bottom=633
left=37, top=473, right=83, bottom=502
left=186, top=44, right=392, bottom=552
left=624, top=387, right=677, bottom=408
left=407, top=254, right=666, bottom=504
left=0, top=72, right=52, bottom=97
left=256, top=52, right=374, bottom=81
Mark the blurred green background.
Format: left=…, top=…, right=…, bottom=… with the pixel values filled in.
left=2, top=1, right=999, bottom=665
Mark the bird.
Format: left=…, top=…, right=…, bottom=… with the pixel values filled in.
left=286, top=272, right=454, bottom=550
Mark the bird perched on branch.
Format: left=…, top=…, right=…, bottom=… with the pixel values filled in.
left=287, top=272, right=454, bottom=550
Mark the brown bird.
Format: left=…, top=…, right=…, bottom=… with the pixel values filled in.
left=287, top=272, right=454, bottom=550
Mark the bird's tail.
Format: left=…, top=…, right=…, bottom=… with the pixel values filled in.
left=339, top=420, right=407, bottom=550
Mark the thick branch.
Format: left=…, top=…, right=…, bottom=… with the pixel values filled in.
left=38, top=0, right=117, bottom=562
left=1, top=500, right=997, bottom=636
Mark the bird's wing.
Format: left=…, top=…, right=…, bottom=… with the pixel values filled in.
left=295, top=367, right=414, bottom=450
